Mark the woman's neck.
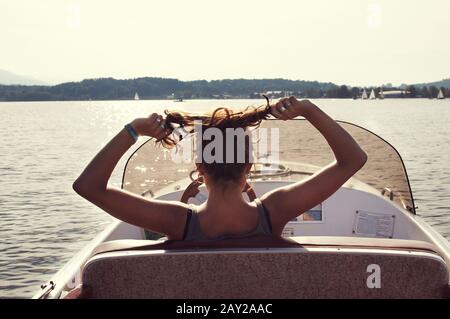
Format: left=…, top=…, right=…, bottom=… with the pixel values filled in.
left=202, top=180, right=250, bottom=215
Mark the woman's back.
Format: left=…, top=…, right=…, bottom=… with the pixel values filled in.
left=183, top=198, right=273, bottom=242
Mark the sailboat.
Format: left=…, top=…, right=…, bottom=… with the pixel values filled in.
left=361, top=89, right=368, bottom=100
left=437, top=89, right=445, bottom=100
left=369, top=89, right=376, bottom=100
left=379, top=88, right=384, bottom=100
left=134, top=92, right=140, bottom=100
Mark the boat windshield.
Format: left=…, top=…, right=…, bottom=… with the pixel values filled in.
left=122, top=119, right=416, bottom=214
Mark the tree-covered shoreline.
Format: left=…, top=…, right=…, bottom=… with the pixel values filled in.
left=0, top=77, right=448, bottom=101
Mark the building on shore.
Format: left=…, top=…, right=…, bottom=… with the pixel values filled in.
left=382, top=90, right=410, bottom=98
left=250, top=90, right=294, bottom=99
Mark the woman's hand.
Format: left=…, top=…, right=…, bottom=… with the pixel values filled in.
left=270, top=96, right=316, bottom=120
left=131, top=113, right=171, bottom=140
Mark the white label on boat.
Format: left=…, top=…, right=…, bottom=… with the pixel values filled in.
left=353, top=211, right=395, bottom=238
left=282, top=227, right=295, bottom=237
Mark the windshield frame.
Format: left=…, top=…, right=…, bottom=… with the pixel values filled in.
left=121, top=119, right=417, bottom=215
left=335, top=120, right=416, bottom=214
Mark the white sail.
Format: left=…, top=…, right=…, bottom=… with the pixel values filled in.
left=361, top=89, right=368, bottom=99
left=134, top=92, right=140, bottom=100
left=369, top=89, right=376, bottom=100
left=379, top=88, right=384, bottom=99
left=437, top=89, right=445, bottom=99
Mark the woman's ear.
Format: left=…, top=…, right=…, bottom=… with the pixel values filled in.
left=195, top=163, right=205, bottom=176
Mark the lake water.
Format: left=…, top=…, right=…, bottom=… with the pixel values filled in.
left=1, top=98, right=450, bottom=298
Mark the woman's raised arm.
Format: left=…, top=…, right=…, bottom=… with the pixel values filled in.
left=261, top=97, right=368, bottom=234
left=72, top=113, right=188, bottom=240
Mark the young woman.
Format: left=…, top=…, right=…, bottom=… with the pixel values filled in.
left=73, top=97, right=367, bottom=241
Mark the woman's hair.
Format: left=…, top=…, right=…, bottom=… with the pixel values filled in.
left=157, top=96, right=272, bottom=182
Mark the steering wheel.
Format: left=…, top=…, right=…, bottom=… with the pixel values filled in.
left=181, top=178, right=256, bottom=203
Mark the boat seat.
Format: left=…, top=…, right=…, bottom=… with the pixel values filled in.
left=79, top=236, right=449, bottom=298
left=90, top=235, right=444, bottom=256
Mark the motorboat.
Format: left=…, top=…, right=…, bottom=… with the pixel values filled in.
left=34, top=119, right=450, bottom=299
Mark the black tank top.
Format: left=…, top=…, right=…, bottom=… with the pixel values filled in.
left=182, top=198, right=273, bottom=242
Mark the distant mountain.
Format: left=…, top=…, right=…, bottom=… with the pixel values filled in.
left=414, top=78, right=450, bottom=89
left=1, top=75, right=448, bottom=101
left=0, top=77, right=339, bottom=101
left=0, top=69, right=47, bottom=86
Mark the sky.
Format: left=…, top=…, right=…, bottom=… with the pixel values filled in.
left=1, top=0, right=449, bottom=86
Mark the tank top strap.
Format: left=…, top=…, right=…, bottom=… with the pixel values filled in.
left=182, top=205, right=193, bottom=240
left=254, top=198, right=273, bottom=234
left=183, top=205, right=208, bottom=241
